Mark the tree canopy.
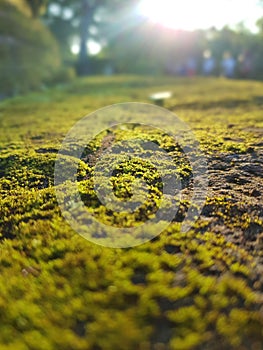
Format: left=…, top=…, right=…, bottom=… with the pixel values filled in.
left=3, top=0, right=263, bottom=79
left=41, top=0, right=139, bottom=73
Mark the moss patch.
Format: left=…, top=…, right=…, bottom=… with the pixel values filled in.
left=0, top=76, right=263, bottom=349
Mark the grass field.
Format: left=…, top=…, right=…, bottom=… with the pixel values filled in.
left=0, top=76, right=263, bottom=350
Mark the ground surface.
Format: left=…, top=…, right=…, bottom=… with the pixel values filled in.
left=0, top=76, right=263, bottom=349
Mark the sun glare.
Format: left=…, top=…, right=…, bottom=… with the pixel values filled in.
left=138, top=0, right=261, bottom=32
left=71, top=39, right=102, bottom=56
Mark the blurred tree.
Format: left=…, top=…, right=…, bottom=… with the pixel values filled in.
left=256, top=17, right=263, bottom=33
left=25, top=0, right=47, bottom=17
left=42, top=0, right=139, bottom=74
left=0, top=0, right=61, bottom=96
left=7, top=0, right=31, bottom=15
left=204, top=26, right=262, bottom=78
left=7, top=0, right=47, bottom=17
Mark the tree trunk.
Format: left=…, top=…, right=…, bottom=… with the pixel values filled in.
left=78, top=0, right=94, bottom=75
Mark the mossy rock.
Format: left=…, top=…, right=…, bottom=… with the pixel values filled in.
left=0, top=76, right=263, bottom=349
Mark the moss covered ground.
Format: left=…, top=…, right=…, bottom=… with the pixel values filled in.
left=0, top=76, right=263, bottom=349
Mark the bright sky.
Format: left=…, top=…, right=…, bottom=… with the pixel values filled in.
left=138, top=0, right=263, bottom=32
left=70, top=0, right=263, bottom=55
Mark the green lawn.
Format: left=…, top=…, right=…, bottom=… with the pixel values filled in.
left=0, top=76, right=263, bottom=350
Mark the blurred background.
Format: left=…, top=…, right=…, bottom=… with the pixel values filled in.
left=1, top=0, right=263, bottom=98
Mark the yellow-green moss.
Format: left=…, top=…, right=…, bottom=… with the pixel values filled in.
left=0, top=76, right=263, bottom=349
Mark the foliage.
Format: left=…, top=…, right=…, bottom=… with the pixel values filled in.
left=7, top=0, right=31, bottom=16
left=42, top=0, right=138, bottom=69
left=25, top=0, right=47, bottom=17
left=35, top=1, right=263, bottom=78
left=0, top=0, right=61, bottom=97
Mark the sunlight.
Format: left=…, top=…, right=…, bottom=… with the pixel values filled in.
left=139, top=0, right=219, bottom=31
left=71, top=39, right=102, bottom=56
left=138, top=0, right=261, bottom=32
left=87, top=40, right=102, bottom=56
left=71, top=43, right=80, bottom=55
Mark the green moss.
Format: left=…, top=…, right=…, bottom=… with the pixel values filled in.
left=0, top=76, right=263, bottom=349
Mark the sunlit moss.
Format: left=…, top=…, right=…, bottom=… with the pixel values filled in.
left=0, top=76, right=262, bottom=349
